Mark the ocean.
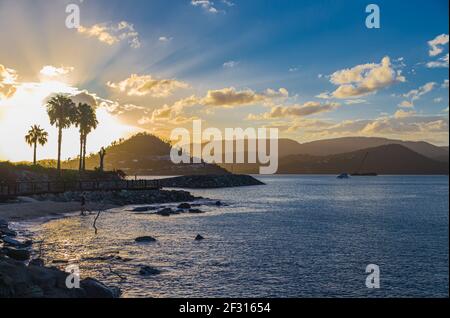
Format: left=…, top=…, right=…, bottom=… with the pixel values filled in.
left=17, top=175, right=449, bottom=298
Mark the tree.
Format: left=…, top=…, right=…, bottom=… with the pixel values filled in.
left=46, top=95, right=77, bottom=171
left=25, top=125, right=48, bottom=165
left=74, top=103, right=98, bottom=171
left=99, top=147, right=107, bottom=172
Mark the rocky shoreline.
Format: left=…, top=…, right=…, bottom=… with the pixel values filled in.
left=158, top=174, right=265, bottom=189
left=30, top=188, right=200, bottom=206
left=1, top=219, right=120, bottom=298
left=0, top=188, right=204, bottom=298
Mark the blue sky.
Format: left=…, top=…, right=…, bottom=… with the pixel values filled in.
left=0, top=0, right=449, bottom=160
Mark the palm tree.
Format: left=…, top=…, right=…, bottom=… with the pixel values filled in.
left=74, top=103, right=98, bottom=171
left=25, top=125, right=48, bottom=165
left=46, top=94, right=77, bottom=171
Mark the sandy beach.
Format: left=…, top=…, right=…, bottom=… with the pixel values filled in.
left=0, top=200, right=117, bottom=222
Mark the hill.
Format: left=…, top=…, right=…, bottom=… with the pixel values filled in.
left=276, top=144, right=449, bottom=175
left=293, top=137, right=449, bottom=160
left=63, top=133, right=229, bottom=176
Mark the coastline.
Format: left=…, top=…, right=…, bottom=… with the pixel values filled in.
left=0, top=200, right=118, bottom=222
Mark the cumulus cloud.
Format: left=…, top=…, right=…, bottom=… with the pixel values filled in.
left=319, top=57, right=405, bottom=99
left=145, top=87, right=289, bottom=125
left=0, top=64, right=18, bottom=99
left=394, top=109, right=417, bottom=118
left=191, top=0, right=220, bottom=13
left=247, top=101, right=340, bottom=120
left=443, top=79, right=449, bottom=88
left=77, top=21, right=141, bottom=48
left=428, top=34, right=449, bottom=57
left=426, top=53, right=449, bottom=68
left=107, top=74, right=189, bottom=98
left=300, top=113, right=448, bottom=144
left=398, top=82, right=436, bottom=108
left=40, top=65, right=74, bottom=78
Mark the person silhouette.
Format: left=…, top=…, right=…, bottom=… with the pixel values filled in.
left=80, top=193, right=87, bottom=216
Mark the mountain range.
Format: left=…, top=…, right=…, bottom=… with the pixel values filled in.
left=57, top=134, right=448, bottom=175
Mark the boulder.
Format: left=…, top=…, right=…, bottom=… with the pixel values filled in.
left=131, top=207, right=150, bottom=212
left=2, top=247, right=31, bottom=261
left=0, top=219, right=8, bottom=229
left=156, top=208, right=174, bottom=216
left=0, top=227, right=17, bottom=237
left=29, top=258, right=45, bottom=267
left=80, top=278, right=122, bottom=298
left=135, top=236, right=157, bottom=243
left=195, top=234, right=205, bottom=241
left=177, top=203, right=191, bottom=209
left=139, top=265, right=161, bottom=276
left=189, top=209, right=204, bottom=214
left=2, top=236, right=31, bottom=248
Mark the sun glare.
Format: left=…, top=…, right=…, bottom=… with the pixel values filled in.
left=0, top=80, right=138, bottom=162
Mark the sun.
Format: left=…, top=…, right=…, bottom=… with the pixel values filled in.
left=0, top=80, right=138, bottom=162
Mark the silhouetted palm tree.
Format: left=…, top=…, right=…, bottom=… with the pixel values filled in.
left=46, top=94, right=77, bottom=171
left=74, top=103, right=98, bottom=171
left=25, top=125, right=48, bottom=165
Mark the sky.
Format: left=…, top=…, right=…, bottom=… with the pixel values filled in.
left=0, top=0, right=448, bottom=161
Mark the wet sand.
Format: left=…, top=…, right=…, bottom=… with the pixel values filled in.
left=0, top=200, right=117, bottom=222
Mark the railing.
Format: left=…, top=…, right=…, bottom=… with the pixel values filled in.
left=0, top=179, right=161, bottom=198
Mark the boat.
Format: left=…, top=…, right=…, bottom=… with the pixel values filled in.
left=351, top=152, right=377, bottom=177
left=337, top=173, right=350, bottom=179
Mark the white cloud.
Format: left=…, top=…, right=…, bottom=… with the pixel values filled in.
left=77, top=21, right=141, bottom=48
left=398, top=82, right=436, bottom=107
left=39, top=65, right=74, bottom=78
left=159, top=36, right=173, bottom=42
left=426, top=53, right=449, bottom=68
left=247, top=101, right=341, bottom=120
left=0, top=64, right=18, bottom=99
left=191, top=0, right=220, bottom=13
left=223, top=60, right=239, bottom=68
left=428, top=34, right=449, bottom=57
left=443, top=79, right=449, bottom=88
left=107, top=74, right=189, bottom=98
left=321, top=57, right=405, bottom=99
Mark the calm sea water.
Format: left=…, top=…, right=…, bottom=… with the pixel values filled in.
left=17, top=175, right=449, bottom=298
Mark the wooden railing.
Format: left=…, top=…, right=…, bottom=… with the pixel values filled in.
left=0, top=179, right=161, bottom=198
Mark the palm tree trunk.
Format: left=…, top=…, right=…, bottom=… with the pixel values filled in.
left=79, top=133, right=84, bottom=172
left=82, top=134, right=87, bottom=171
left=33, top=142, right=37, bottom=165
left=57, top=126, right=62, bottom=171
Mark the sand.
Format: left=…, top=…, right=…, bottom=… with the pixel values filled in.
left=0, top=200, right=117, bottom=222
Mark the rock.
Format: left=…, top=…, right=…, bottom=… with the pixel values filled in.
left=157, top=174, right=265, bottom=189
left=0, top=228, right=17, bottom=237
left=51, top=259, right=69, bottom=264
left=29, top=258, right=45, bottom=267
left=156, top=208, right=174, bottom=216
left=2, top=236, right=23, bottom=247
left=135, top=236, right=157, bottom=243
left=195, top=234, right=205, bottom=241
left=80, top=278, right=122, bottom=298
left=2, top=236, right=32, bottom=248
left=131, top=207, right=150, bottom=212
left=0, top=219, right=8, bottom=229
left=189, top=209, right=204, bottom=214
left=177, top=203, right=191, bottom=209
left=0, top=257, right=120, bottom=298
left=2, top=247, right=31, bottom=261
left=139, top=266, right=161, bottom=276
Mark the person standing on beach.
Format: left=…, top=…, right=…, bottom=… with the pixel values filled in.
left=80, top=194, right=87, bottom=216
